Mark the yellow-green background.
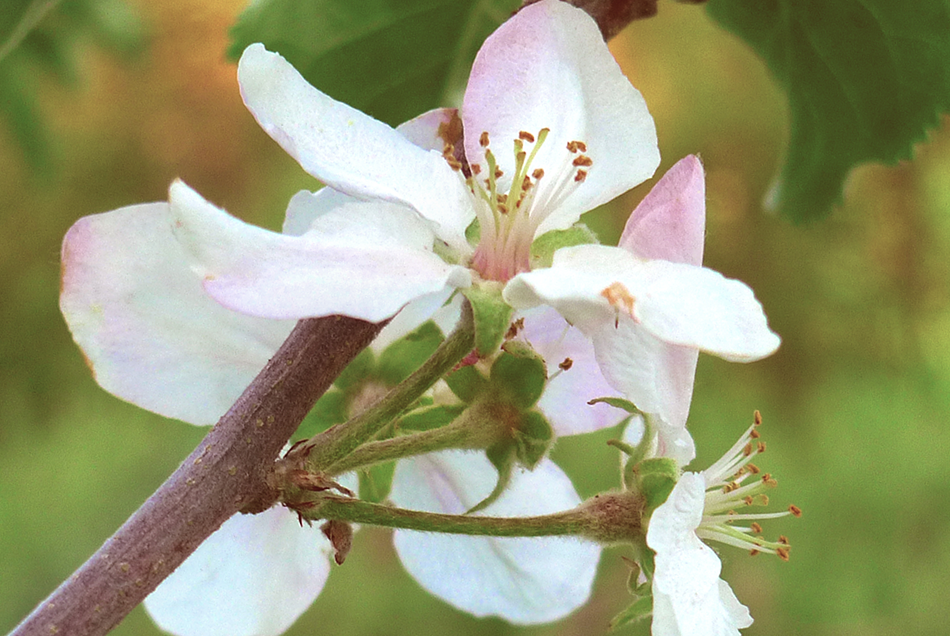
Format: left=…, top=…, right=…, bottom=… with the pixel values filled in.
left=3, top=2, right=950, bottom=635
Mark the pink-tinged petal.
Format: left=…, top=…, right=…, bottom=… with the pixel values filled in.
left=463, top=0, right=658, bottom=234
left=504, top=245, right=779, bottom=362
left=238, top=44, right=473, bottom=250
left=647, top=474, right=752, bottom=636
left=60, top=203, right=293, bottom=426
left=390, top=451, right=600, bottom=624
left=519, top=307, right=626, bottom=435
left=143, top=506, right=332, bottom=636
left=169, top=180, right=471, bottom=323
left=620, top=155, right=706, bottom=266
left=281, top=108, right=467, bottom=239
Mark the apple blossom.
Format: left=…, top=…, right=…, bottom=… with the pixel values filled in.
left=646, top=414, right=798, bottom=636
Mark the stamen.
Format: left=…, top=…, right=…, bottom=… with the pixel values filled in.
left=572, top=155, right=593, bottom=167
left=471, top=164, right=482, bottom=175
left=789, top=505, right=802, bottom=517
left=559, top=358, right=573, bottom=371
left=532, top=168, right=544, bottom=180
left=519, top=130, right=535, bottom=143
left=479, top=131, right=490, bottom=147
left=574, top=169, right=588, bottom=183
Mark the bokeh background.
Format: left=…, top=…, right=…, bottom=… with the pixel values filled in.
left=3, top=1, right=950, bottom=635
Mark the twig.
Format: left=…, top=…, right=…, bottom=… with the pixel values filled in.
left=9, top=315, right=386, bottom=636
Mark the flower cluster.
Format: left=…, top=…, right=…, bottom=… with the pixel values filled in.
left=58, top=2, right=787, bottom=636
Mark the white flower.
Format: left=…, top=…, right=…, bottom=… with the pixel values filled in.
left=646, top=417, right=796, bottom=636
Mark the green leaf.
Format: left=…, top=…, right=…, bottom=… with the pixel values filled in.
left=358, top=461, right=396, bottom=503
left=376, top=321, right=444, bottom=386
left=334, top=348, right=376, bottom=392
left=229, top=0, right=520, bottom=127
left=608, top=595, right=653, bottom=631
left=707, top=0, right=950, bottom=222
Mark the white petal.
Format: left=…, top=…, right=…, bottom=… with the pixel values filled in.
left=281, top=188, right=351, bottom=237
left=390, top=450, right=600, bottom=624
left=169, top=180, right=471, bottom=322
left=238, top=44, right=473, bottom=250
left=462, top=0, right=658, bottom=234
left=144, top=507, right=332, bottom=636
left=519, top=307, right=626, bottom=435
left=647, top=474, right=752, bottom=636
left=59, top=203, right=293, bottom=426
left=504, top=244, right=779, bottom=362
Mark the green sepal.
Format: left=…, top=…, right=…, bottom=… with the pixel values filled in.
left=530, top=224, right=599, bottom=270
left=608, top=595, right=653, bottom=631
left=465, top=218, right=481, bottom=245
left=462, top=283, right=513, bottom=357
left=635, top=458, right=680, bottom=511
left=512, top=410, right=554, bottom=469
left=589, top=396, right=642, bottom=414
left=468, top=444, right=516, bottom=514
left=334, top=348, right=376, bottom=392
left=399, top=404, right=466, bottom=431
left=445, top=364, right=488, bottom=403
left=490, top=346, right=547, bottom=410
left=376, top=321, right=444, bottom=385
left=358, top=461, right=396, bottom=504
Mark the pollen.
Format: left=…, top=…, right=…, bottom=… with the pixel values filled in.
left=789, top=505, right=802, bottom=517
left=519, top=130, right=536, bottom=142
left=559, top=358, right=574, bottom=371
left=532, top=168, right=544, bottom=179
left=479, top=131, right=490, bottom=147
left=574, top=169, right=588, bottom=182
left=572, top=155, right=593, bottom=167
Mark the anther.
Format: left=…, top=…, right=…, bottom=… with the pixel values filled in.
left=789, top=505, right=802, bottom=517
left=776, top=547, right=790, bottom=562
left=749, top=549, right=760, bottom=557
left=559, top=358, right=574, bottom=371
left=574, top=169, right=588, bottom=183
left=750, top=429, right=760, bottom=439
left=779, top=535, right=790, bottom=545
left=494, top=168, right=503, bottom=179
left=572, top=155, right=593, bottom=167
left=744, top=495, right=754, bottom=506
left=743, top=443, right=753, bottom=456
left=479, top=132, right=490, bottom=147
left=746, top=462, right=760, bottom=474
left=757, top=441, right=767, bottom=453
left=519, top=131, right=535, bottom=143
left=532, top=168, right=544, bottom=180
left=751, top=522, right=763, bottom=533
left=754, top=410, right=762, bottom=426
left=471, top=164, right=482, bottom=175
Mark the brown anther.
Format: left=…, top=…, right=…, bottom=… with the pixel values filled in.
left=442, top=143, right=454, bottom=158
left=522, top=175, right=532, bottom=190
left=600, top=282, right=636, bottom=317
left=497, top=193, right=508, bottom=204
left=789, top=504, right=802, bottom=517
left=727, top=510, right=737, bottom=516
left=494, top=168, right=503, bottom=179
left=749, top=549, right=760, bottom=557
left=723, top=482, right=739, bottom=493
left=743, top=443, right=753, bottom=456
left=761, top=472, right=772, bottom=482
left=746, top=462, right=760, bottom=474
left=471, top=163, right=482, bottom=175
left=574, top=169, right=588, bottom=182
left=750, top=429, right=761, bottom=439
left=497, top=203, right=509, bottom=214
left=504, top=317, right=525, bottom=340
left=447, top=158, right=462, bottom=172
left=519, top=130, right=535, bottom=143
left=566, top=140, right=587, bottom=152
left=559, top=358, right=574, bottom=371
left=757, top=441, right=767, bottom=453
left=743, top=495, right=754, bottom=506
left=479, top=131, right=490, bottom=147
left=750, top=522, right=763, bottom=534
left=572, top=155, right=593, bottom=167
left=759, top=495, right=770, bottom=506
left=532, top=168, right=544, bottom=180
left=754, top=409, right=762, bottom=426
left=516, top=151, right=527, bottom=164
left=779, top=535, right=790, bottom=545
left=776, top=547, right=790, bottom=562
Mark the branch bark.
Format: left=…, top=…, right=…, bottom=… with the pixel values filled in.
left=10, top=315, right=385, bottom=636
left=521, top=0, right=705, bottom=40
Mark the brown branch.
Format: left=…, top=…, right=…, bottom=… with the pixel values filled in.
left=522, top=0, right=704, bottom=40
left=9, top=315, right=386, bottom=636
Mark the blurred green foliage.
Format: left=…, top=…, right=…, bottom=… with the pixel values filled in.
left=0, top=0, right=145, bottom=172
left=707, top=0, right=950, bottom=223
left=3, top=2, right=950, bottom=636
